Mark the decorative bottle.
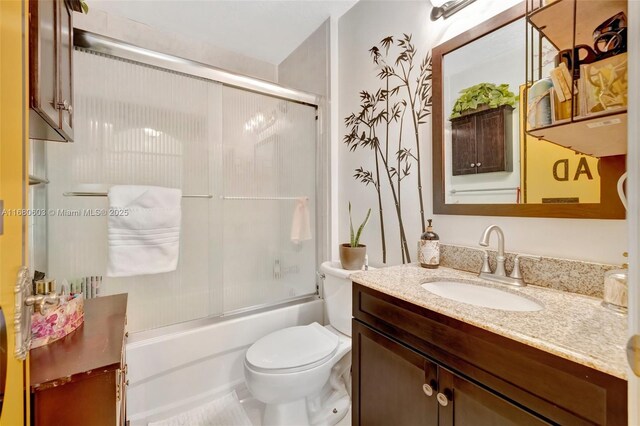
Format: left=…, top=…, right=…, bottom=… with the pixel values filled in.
left=418, top=219, right=440, bottom=269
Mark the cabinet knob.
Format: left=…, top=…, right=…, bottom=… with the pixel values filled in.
left=470, top=163, right=476, bottom=168
left=436, top=392, right=450, bottom=406
left=422, top=383, right=434, bottom=397
left=476, top=162, right=482, bottom=167
left=57, top=100, right=72, bottom=113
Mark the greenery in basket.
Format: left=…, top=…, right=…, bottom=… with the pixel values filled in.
left=349, top=202, right=371, bottom=247
left=450, top=83, right=517, bottom=119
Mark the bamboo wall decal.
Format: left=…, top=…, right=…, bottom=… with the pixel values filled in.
left=344, top=33, right=432, bottom=264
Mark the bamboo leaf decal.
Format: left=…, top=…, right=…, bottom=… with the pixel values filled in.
left=343, top=33, right=432, bottom=263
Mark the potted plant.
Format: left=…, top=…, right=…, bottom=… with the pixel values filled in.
left=450, top=83, right=517, bottom=119
left=340, top=203, right=372, bottom=270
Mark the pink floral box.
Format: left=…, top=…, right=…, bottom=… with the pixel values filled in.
left=31, top=295, right=84, bottom=349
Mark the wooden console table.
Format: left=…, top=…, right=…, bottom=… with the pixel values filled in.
left=30, top=294, right=128, bottom=426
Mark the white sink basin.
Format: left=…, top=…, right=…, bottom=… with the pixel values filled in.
left=421, top=281, right=543, bottom=312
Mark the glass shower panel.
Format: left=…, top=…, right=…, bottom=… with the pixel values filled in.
left=222, top=87, right=317, bottom=312
left=46, top=50, right=224, bottom=332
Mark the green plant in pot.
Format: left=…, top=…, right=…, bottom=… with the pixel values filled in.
left=450, top=83, right=517, bottom=119
left=340, top=203, right=372, bottom=270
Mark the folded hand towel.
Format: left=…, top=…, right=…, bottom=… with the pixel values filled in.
left=290, top=197, right=312, bottom=244
left=107, top=185, right=182, bottom=277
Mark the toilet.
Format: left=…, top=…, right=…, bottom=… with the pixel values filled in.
left=244, top=261, right=364, bottom=426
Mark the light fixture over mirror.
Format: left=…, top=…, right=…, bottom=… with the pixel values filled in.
left=430, top=0, right=478, bottom=21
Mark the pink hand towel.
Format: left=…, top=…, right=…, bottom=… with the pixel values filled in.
left=290, top=197, right=312, bottom=244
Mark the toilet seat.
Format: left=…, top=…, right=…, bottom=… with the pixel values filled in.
left=246, top=322, right=340, bottom=374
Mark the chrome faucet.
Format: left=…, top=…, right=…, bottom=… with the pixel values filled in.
left=477, top=225, right=542, bottom=286
left=479, top=225, right=506, bottom=277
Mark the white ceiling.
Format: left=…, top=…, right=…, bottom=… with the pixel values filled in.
left=90, top=0, right=357, bottom=64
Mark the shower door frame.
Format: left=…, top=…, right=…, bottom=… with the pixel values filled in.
left=70, top=27, right=329, bottom=330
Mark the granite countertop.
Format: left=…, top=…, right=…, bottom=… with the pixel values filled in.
left=351, top=264, right=628, bottom=380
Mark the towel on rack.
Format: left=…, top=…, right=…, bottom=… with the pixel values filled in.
left=107, top=185, right=182, bottom=277
left=290, top=197, right=312, bottom=244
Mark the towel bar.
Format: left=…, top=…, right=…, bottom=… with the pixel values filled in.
left=221, top=196, right=308, bottom=201
left=63, top=191, right=213, bottom=198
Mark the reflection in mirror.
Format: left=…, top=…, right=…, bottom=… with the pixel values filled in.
left=443, top=18, right=526, bottom=204
left=433, top=3, right=626, bottom=218
left=439, top=13, right=625, bottom=209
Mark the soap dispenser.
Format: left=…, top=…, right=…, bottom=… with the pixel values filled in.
left=419, top=219, right=440, bottom=269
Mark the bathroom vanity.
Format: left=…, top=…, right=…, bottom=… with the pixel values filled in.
left=351, top=265, right=627, bottom=425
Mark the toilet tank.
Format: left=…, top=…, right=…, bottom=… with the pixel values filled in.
left=320, top=261, right=373, bottom=337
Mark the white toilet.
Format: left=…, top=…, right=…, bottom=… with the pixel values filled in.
left=244, top=261, right=361, bottom=426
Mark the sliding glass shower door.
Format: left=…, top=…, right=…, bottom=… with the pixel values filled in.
left=45, top=49, right=318, bottom=332
left=222, top=87, right=317, bottom=313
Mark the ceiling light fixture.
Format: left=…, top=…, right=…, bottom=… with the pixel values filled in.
left=430, top=0, right=478, bottom=21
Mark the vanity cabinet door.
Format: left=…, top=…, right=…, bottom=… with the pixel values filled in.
left=29, top=0, right=59, bottom=130
left=437, top=368, right=549, bottom=426
left=451, top=115, right=477, bottom=176
left=352, top=320, right=438, bottom=426
left=56, top=0, right=74, bottom=139
left=29, top=0, right=77, bottom=142
left=475, top=107, right=511, bottom=174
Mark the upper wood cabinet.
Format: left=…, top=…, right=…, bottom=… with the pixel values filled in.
left=29, top=0, right=81, bottom=142
left=450, top=105, right=513, bottom=176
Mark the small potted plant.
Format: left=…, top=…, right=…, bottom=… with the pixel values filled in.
left=340, top=203, right=372, bottom=270
left=450, top=83, right=517, bottom=119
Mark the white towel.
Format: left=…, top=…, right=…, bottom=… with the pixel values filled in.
left=107, top=185, right=182, bottom=277
left=290, top=197, right=312, bottom=244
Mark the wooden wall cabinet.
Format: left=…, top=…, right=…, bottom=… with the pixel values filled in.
left=29, top=0, right=81, bottom=142
left=30, top=294, right=128, bottom=426
left=352, top=283, right=627, bottom=426
left=450, top=105, right=513, bottom=176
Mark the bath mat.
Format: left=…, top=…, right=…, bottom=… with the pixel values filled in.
left=149, top=391, right=253, bottom=426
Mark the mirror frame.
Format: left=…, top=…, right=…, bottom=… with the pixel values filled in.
left=431, top=2, right=626, bottom=219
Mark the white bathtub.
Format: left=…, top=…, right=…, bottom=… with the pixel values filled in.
left=126, top=297, right=324, bottom=425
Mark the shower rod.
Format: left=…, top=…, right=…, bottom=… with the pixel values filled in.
left=63, top=191, right=213, bottom=198
left=221, top=196, right=308, bottom=201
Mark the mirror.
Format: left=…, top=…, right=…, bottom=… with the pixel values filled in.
left=432, top=2, right=626, bottom=218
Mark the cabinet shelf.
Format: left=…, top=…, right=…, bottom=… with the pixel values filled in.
left=527, top=110, right=627, bottom=157
left=528, top=0, right=627, bottom=51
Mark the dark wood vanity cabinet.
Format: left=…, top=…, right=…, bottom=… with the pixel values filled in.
left=352, top=283, right=627, bottom=426
left=29, top=0, right=81, bottom=142
left=450, top=105, right=513, bottom=176
left=30, top=294, right=128, bottom=426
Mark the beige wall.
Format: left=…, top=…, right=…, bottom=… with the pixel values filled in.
left=337, top=0, right=627, bottom=265
left=278, top=20, right=331, bottom=263
left=74, top=9, right=278, bottom=82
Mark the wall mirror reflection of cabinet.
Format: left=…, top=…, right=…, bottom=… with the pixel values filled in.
left=432, top=1, right=627, bottom=219
left=451, top=104, right=513, bottom=176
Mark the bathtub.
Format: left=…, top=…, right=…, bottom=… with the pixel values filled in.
left=126, top=296, right=324, bottom=425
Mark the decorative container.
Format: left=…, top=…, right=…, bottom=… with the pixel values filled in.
left=31, top=295, right=84, bottom=349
